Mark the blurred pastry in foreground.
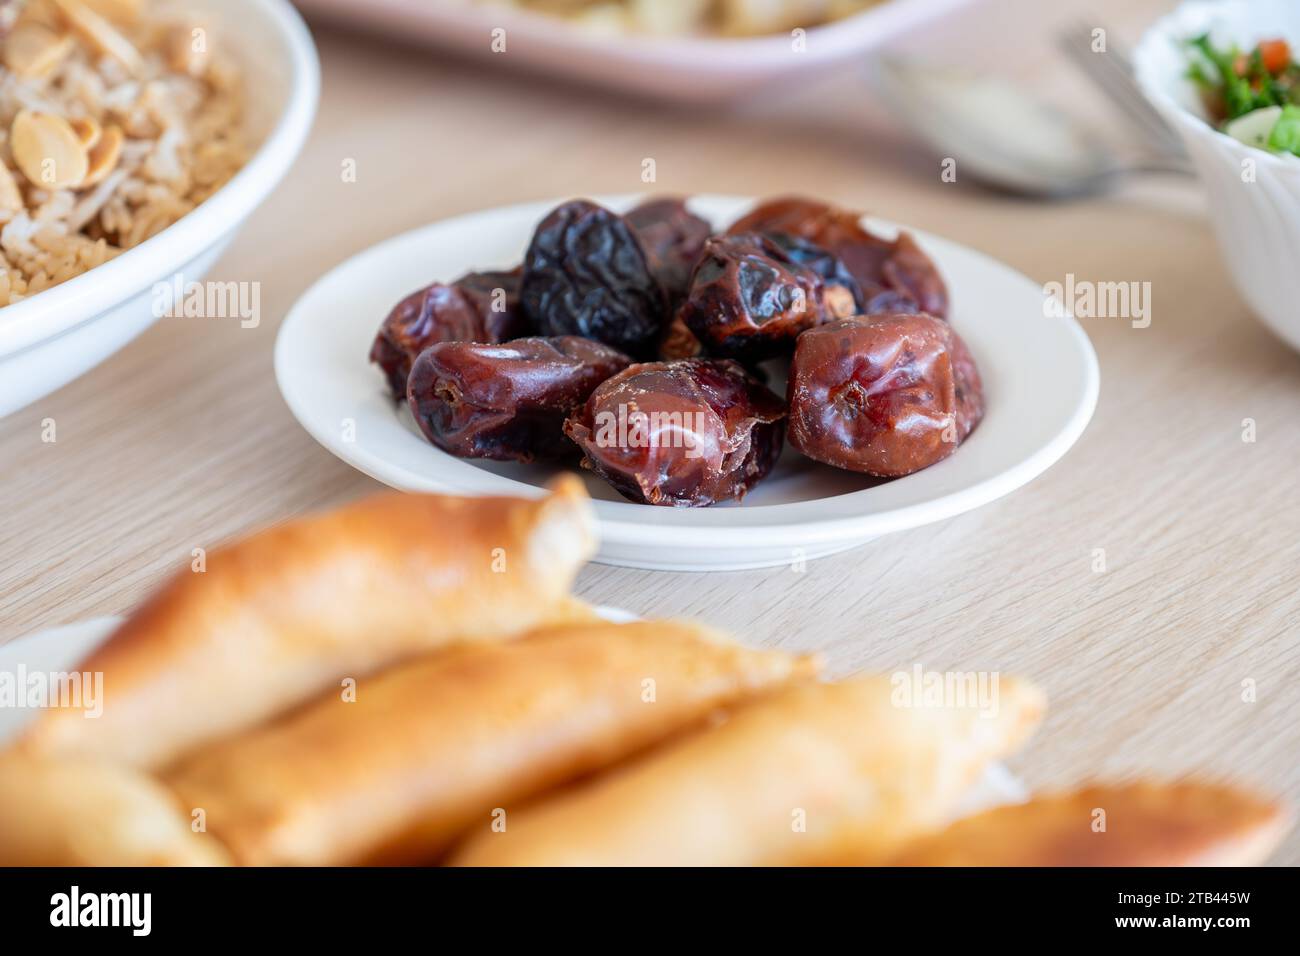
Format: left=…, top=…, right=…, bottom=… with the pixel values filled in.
left=19, top=477, right=597, bottom=770
left=165, top=620, right=817, bottom=865
left=889, top=781, right=1292, bottom=867
left=0, top=753, right=229, bottom=867
left=450, top=675, right=1046, bottom=866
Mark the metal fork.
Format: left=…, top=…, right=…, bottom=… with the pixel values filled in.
left=1058, top=19, right=1191, bottom=169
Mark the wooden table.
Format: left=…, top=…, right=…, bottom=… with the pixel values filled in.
left=1, top=0, right=1296, bottom=864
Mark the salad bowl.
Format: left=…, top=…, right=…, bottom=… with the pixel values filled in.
left=1135, top=0, right=1300, bottom=352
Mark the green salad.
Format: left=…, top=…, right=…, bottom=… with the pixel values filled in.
left=1186, top=34, right=1300, bottom=155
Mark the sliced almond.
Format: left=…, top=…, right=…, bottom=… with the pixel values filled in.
left=51, top=0, right=143, bottom=75
left=3, top=22, right=75, bottom=79
left=79, top=122, right=122, bottom=188
left=16, top=1, right=66, bottom=32
left=823, top=285, right=857, bottom=320
left=69, top=115, right=102, bottom=150
left=0, top=162, right=24, bottom=213
left=83, top=0, right=143, bottom=23
left=166, top=24, right=211, bottom=77
left=10, top=110, right=90, bottom=189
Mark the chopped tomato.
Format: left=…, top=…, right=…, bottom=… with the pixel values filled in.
left=1258, top=38, right=1291, bottom=74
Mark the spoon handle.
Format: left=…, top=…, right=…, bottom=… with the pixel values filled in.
left=1124, top=154, right=1196, bottom=177
left=1059, top=22, right=1188, bottom=165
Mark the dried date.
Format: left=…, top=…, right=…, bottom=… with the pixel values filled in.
left=675, top=233, right=829, bottom=362
left=407, top=336, right=631, bottom=463
left=763, top=231, right=863, bottom=320
left=728, top=196, right=948, bottom=318
left=948, top=324, right=984, bottom=444
left=520, top=200, right=668, bottom=357
left=370, top=269, right=528, bottom=400
left=787, top=313, right=984, bottom=477
left=657, top=313, right=706, bottom=361
left=625, top=197, right=712, bottom=311
left=564, top=358, right=786, bottom=507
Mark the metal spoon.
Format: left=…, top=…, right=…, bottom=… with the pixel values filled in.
left=874, top=58, right=1191, bottom=199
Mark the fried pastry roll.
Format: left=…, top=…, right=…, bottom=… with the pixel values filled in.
left=450, top=674, right=1045, bottom=866
left=163, top=620, right=816, bottom=865
left=888, top=781, right=1291, bottom=866
left=0, top=753, right=230, bottom=866
left=20, top=478, right=597, bottom=770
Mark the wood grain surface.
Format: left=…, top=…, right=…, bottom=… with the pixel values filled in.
left=0, top=0, right=1295, bottom=863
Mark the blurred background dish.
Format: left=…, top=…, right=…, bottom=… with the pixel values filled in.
left=874, top=23, right=1195, bottom=197
left=292, top=0, right=977, bottom=101
left=0, top=0, right=318, bottom=418
left=1135, top=0, right=1300, bottom=353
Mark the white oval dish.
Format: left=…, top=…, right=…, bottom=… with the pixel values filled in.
left=0, top=0, right=320, bottom=418
left=275, top=195, right=1099, bottom=571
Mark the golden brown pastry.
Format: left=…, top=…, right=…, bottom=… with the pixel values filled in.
left=163, top=620, right=816, bottom=865
left=449, top=674, right=1046, bottom=866
left=889, top=780, right=1292, bottom=866
left=19, top=477, right=597, bottom=770
left=0, top=752, right=230, bottom=866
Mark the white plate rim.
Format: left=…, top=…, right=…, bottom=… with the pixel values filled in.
left=275, top=194, right=1100, bottom=553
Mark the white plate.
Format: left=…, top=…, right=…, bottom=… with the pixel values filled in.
left=294, top=0, right=978, bottom=103
left=0, top=615, right=1025, bottom=816
left=275, top=194, right=1099, bottom=571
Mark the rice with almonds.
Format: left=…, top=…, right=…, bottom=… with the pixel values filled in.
left=0, top=0, right=246, bottom=306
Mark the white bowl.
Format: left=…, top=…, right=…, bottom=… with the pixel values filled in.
left=0, top=0, right=320, bottom=418
left=295, top=0, right=977, bottom=103
left=275, top=194, right=1099, bottom=572
left=1135, top=0, right=1300, bottom=352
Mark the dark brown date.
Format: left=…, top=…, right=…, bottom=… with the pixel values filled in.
left=948, top=323, right=985, bottom=444
left=675, top=233, right=828, bottom=362
left=407, top=336, right=631, bottom=463
left=457, top=269, right=528, bottom=338
left=521, top=200, right=668, bottom=357
left=657, top=313, right=706, bottom=361
left=370, top=269, right=528, bottom=400
left=728, top=196, right=948, bottom=318
left=564, top=358, right=786, bottom=507
left=625, top=197, right=712, bottom=311
left=763, top=231, right=863, bottom=319
left=786, top=313, right=984, bottom=478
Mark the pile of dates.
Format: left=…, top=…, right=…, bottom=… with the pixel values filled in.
left=371, top=196, right=984, bottom=507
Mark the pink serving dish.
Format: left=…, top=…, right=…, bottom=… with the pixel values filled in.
left=294, top=0, right=977, bottom=102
